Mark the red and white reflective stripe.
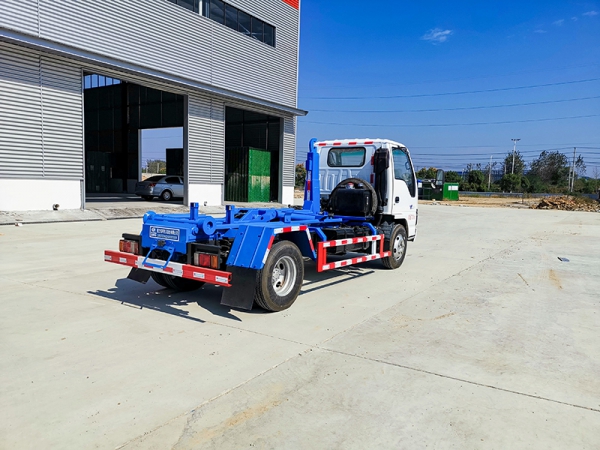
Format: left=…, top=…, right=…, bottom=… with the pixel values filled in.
left=104, top=250, right=232, bottom=287
left=273, top=225, right=308, bottom=234
left=321, top=235, right=382, bottom=248
left=306, top=229, right=315, bottom=253
left=321, top=253, right=389, bottom=271
left=262, top=235, right=276, bottom=264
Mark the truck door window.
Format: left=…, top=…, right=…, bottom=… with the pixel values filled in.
left=327, top=147, right=366, bottom=167
left=392, top=147, right=416, bottom=197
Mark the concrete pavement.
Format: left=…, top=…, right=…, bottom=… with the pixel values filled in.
left=0, top=205, right=598, bottom=449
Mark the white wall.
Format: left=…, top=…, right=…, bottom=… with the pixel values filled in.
left=187, top=183, right=222, bottom=206
left=0, top=179, right=82, bottom=211
left=281, top=186, right=295, bottom=206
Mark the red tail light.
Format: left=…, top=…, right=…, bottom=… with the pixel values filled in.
left=148, top=183, right=156, bottom=187
left=194, top=252, right=219, bottom=269
left=119, top=239, right=139, bottom=254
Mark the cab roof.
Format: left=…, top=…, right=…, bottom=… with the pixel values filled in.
left=315, top=138, right=408, bottom=149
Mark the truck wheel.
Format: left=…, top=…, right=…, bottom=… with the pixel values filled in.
left=163, top=274, right=204, bottom=291
left=382, top=223, right=407, bottom=269
left=150, top=272, right=170, bottom=288
left=255, top=241, right=304, bottom=312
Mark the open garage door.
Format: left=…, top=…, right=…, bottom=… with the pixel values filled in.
left=83, top=73, right=185, bottom=203
left=224, top=106, right=282, bottom=203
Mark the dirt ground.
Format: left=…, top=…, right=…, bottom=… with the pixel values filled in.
left=420, top=196, right=536, bottom=208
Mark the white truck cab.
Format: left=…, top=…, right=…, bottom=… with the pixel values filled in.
left=315, top=138, right=418, bottom=240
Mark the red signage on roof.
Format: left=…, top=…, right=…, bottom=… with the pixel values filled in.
left=282, top=0, right=299, bottom=10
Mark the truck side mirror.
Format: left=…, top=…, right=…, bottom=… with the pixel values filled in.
left=436, top=169, right=445, bottom=185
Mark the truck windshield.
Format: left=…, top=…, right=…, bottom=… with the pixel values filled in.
left=392, top=147, right=415, bottom=197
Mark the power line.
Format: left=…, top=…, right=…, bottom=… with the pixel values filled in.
left=301, top=114, right=600, bottom=128
left=300, top=62, right=600, bottom=91
left=308, top=95, right=600, bottom=113
left=303, top=77, right=600, bottom=100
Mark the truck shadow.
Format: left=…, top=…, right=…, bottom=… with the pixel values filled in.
left=88, top=278, right=257, bottom=322
left=89, top=259, right=381, bottom=322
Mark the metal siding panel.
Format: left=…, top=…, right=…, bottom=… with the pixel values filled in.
left=0, top=43, right=43, bottom=178
left=40, top=56, right=83, bottom=178
left=0, top=0, right=39, bottom=36
left=187, top=93, right=212, bottom=184
left=282, top=116, right=295, bottom=186
left=17, top=0, right=300, bottom=109
left=210, top=99, right=225, bottom=183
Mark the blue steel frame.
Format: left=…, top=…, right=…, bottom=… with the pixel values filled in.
left=138, top=139, right=377, bottom=271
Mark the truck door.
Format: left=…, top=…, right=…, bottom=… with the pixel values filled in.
left=391, top=147, right=417, bottom=233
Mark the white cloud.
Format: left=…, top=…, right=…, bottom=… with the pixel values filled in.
left=583, top=10, right=598, bottom=16
left=571, top=16, right=578, bottom=21
left=534, top=29, right=547, bottom=33
left=553, top=19, right=565, bottom=26
left=421, top=28, right=453, bottom=44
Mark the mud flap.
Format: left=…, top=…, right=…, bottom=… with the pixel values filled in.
left=220, top=266, right=258, bottom=310
left=127, top=268, right=151, bottom=284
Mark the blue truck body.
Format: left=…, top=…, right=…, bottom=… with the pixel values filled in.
left=105, top=138, right=410, bottom=311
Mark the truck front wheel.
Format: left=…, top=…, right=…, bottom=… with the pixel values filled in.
left=382, top=223, right=407, bottom=269
left=255, top=241, right=304, bottom=312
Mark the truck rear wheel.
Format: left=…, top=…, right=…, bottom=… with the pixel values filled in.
left=150, top=272, right=170, bottom=288
left=163, top=274, right=205, bottom=291
left=255, top=241, right=304, bottom=312
left=382, top=223, right=407, bottom=269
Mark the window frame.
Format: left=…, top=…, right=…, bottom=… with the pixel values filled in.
left=326, top=147, right=367, bottom=168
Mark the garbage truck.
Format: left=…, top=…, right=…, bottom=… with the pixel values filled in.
left=104, top=138, right=418, bottom=311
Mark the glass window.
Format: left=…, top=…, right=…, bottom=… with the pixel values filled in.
left=251, top=17, right=264, bottom=41
left=165, top=177, right=180, bottom=184
left=225, top=4, right=238, bottom=30
left=209, top=0, right=225, bottom=24
left=238, top=10, right=251, bottom=36
left=327, top=148, right=366, bottom=167
left=392, top=148, right=416, bottom=195
left=264, top=24, right=275, bottom=46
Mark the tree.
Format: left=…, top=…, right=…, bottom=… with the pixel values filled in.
left=499, top=174, right=521, bottom=192
left=467, top=170, right=486, bottom=191
left=503, top=150, right=525, bottom=175
left=145, top=159, right=166, bottom=174
left=295, top=163, right=306, bottom=188
left=416, top=167, right=438, bottom=179
left=445, top=171, right=462, bottom=183
left=529, top=151, right=569, bottom=186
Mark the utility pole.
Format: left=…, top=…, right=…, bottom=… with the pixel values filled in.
left=569, top=147, right=576, bottom=192
left=488, top=155, right=493, bottom=191
left=511, top=138, right=521, bottom=174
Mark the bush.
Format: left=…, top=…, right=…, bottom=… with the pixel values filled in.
left=295, top=163, right=307, bottom=188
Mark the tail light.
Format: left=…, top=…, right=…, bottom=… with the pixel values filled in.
left=119, top=239, right=139, bottom=254
left=148, top=183, right=156, bottom=187
left=194, top=252, right=219, bottom=269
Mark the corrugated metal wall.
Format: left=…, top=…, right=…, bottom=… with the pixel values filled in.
left=1, top=0, right=299, bottom=109
left=0, top=42, right=82, bottom=179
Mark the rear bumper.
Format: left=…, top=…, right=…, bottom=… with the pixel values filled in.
left=104, top=250, right=232, bottom=287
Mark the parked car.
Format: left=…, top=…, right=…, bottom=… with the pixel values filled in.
left=135, top=176, right=184, bottom=201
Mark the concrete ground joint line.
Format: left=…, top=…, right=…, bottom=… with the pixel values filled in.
left=320, top=348, right=600, bottom=414
left=115, top=349, right=313, bottom=450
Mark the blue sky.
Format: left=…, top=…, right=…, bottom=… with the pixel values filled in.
left=296, top=0, right=600, bottom=173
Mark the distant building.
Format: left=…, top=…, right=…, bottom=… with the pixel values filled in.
left=0, top=0, right=305, bottom=211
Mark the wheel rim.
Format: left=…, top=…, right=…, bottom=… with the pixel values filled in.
left=163, top=192, right=171, bottom=200
left=392, top=234, right=405, bottom=261
left=271, top=255, right=297, bottom=297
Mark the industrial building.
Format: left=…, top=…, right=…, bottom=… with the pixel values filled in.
left=0, top=0, right=305, bottom=211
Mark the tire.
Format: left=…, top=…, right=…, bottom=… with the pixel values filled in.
left=255, top=241, right=304, bottom=312
left=141, top=195, right=153, bottom=201
left=382, top=223, right=407, bottom=269
left=163, top=274, right=204, bottom=291
left=150, top=272, right=170, bottom=288
left=160, top=190, right=173, bottom=201
left=329, top=177, right=378, bottom=216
